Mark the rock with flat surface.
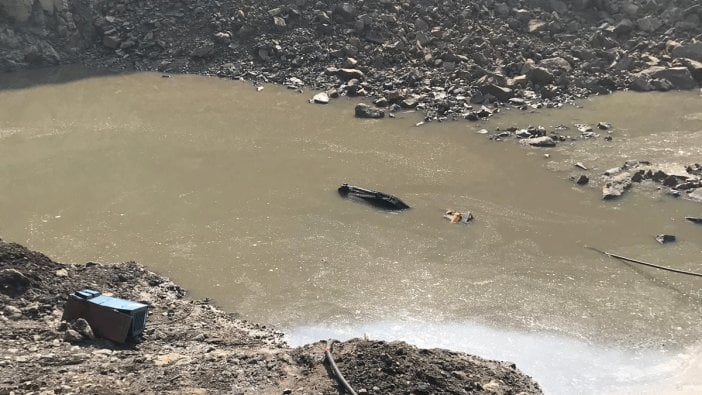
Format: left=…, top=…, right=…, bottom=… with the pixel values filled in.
left=312, top=92, right=329, bottom=104
left=675, top=58, right=702, bottom=83
left=354, top=103, right=384, bottom=119
left=539, top=57, right=572, bottom=72
left=650, top=67, right=697, bottom=90
left=522, top=136, right=556, bottom=147
left=478, top=84, right=513, bottom=101
left=672, top=42, right=702, bottom=62
left=602, top=173, right=632, bottom=200
left=338, top=68, right=365, bottom=81
left=527, top=67, right=555, bottom=85
left=528, top=19, right=547, bottom=33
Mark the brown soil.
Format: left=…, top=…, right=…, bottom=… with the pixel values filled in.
left=0, top=239, right=541, bottom=394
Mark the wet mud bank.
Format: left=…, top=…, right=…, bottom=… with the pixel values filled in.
left=0, top=240, right=542, bottom=394
left=1, top=0, right=702, bottom=120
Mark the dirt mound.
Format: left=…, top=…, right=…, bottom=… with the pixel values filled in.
left=0, top=239, right=541, bottom=394
left=291, top=339, right=541, bottom=394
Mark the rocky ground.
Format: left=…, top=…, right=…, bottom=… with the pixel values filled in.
left=1, top=0, right=702, bottom=122
left=0, top=240, right=542, bottom=394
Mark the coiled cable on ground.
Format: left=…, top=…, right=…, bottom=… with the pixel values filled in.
left=323, top=339, right=357, bottom=395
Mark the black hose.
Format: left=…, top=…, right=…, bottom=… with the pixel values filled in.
left=323, top=340, right=357, bottom=395
left=586, top=246, right=702, bottom=277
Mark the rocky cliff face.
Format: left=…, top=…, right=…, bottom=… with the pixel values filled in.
left=1, top=1, right=701, bottom=116
left=0, top=0, right=97, bottom=70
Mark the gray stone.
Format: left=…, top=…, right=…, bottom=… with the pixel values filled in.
left=273, top=16, right=286, bottom=28
left=688, top=188, right=702, bottom=202
left=333, top=3, right=357, bottom=21
left=630, top=76, right=653, bottom=91
left=312, top=92, right=330, bottom=104
left=651, top=78, right=673, bottom=91
left=495, top=3, right=510, bottom=17
left=523, top=136, right=556, bottom=147
left=190, top=41, right=216, bottom=58
left=637, top=16, right=662, bottom=32
left=675, top=58, right=702, bottom=83
left=528, top=19, right=547, bottom=33
left=64, top=329, right=83, bottom=343
left=478, top=84, right=513, bottom=101
left=103, top=35, right=121, bottom=49
left=527, top=67, right=555, bottom=85
left=672, top=42, right=702, bottom=62
left=613, top=19, right=634, bottom=35
left=0, top=268, right=31, bottom=296
left=354, top=103, right=385, bottom=119
left=337, top=68, right=365, bottom=81
left=602, top=173, right=632, bottom=200
left=0, top=0, right=33, bottom=22
left=3, top=305, right=22, bottom=319
left=73, top=318, right=95, bottom=340
left=651, top=67, right=697, bottom=90
left=597, top=122, right=611, bottom=130
left=576, top=175, right=589, bottom=185
left=213, top=32, right=231, bottom=43
left=539, top=57, right=572, bottom=72
left=343, top=57, right=358, bottom=68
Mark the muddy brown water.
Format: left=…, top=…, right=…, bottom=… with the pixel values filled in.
left=1, top=68, right=701, bottom=393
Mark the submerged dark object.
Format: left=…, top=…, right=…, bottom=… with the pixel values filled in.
left=338, top=184, right=410, bottom=210
left=655, top=234, right=676, bottom=244
left=685, top=216, right=702, bottom=224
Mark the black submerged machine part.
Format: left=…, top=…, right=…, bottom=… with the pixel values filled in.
left=338, top=184, right=410, bottom=210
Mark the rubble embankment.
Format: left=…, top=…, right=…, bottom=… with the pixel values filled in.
left=0, top=240, right=542, bottom=394
left=1, top=0, right=702, bottom=121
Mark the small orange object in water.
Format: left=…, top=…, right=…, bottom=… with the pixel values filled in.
left=444, top=210, right=473, bottom=224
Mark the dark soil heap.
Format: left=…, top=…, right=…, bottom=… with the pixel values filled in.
left=0, top=239, right=542, bottom=394
left=2, top=0, right=702, bottom=120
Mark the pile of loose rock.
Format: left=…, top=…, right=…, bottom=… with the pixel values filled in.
left=1, top=0, right=702, bottom=120
left=597, top=160, right=702, bottom=201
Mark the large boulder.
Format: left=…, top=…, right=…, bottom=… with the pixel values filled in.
left=539, top=57, right=572, bottom=72
left=650, top=67, right=697, bottom=90
left=527, top=66, right=555, bottom=85
left=675, top=58, right=702, bottom=83
left=521, top=136, right=556, bottom=147
left=354, top=103, right=385, bottom=119
left=190, top=40, right=216, bottom=59
left=602, top=173, right=632, bottom=200
left=0, top=268, right=31, bottom=297
left=478, top=84, right=513, bottom=101
left=672, top=42, right=702, bottom=62
left=637, top=16, right=663, bottom=32
left=337, top=68, right=365, bottom=81
left=332, top=3, right=357, bottom=22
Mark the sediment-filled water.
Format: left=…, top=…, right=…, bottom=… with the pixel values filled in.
left=1, top=68, right=700, bottom=393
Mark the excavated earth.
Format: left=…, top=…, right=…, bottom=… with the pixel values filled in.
left=0, top=240, right=542, bottom=394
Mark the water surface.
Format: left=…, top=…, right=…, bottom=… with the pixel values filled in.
left=0, top=69, right=700, bottom=393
